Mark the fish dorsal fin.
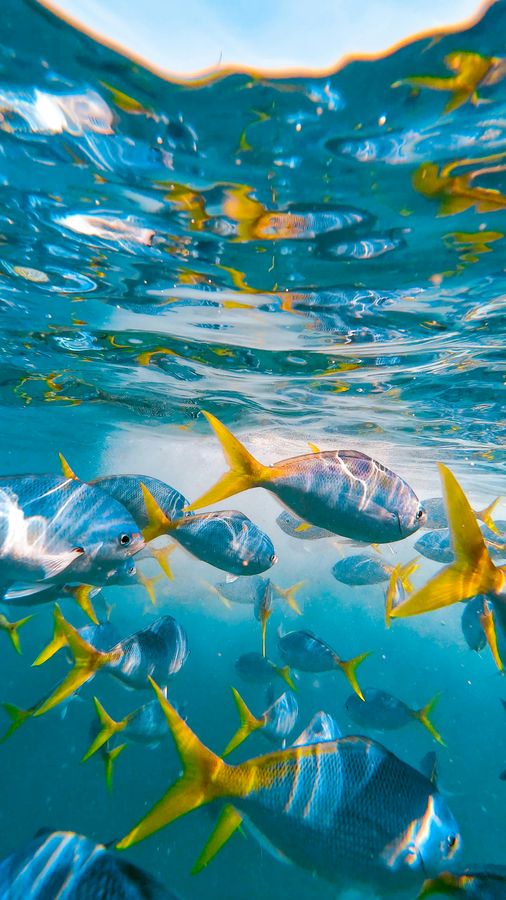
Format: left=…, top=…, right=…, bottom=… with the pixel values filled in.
left=59, top=453, right=78, bottom=480
left=192, top=804, right=243, bottom=874
left=140, top=483, right=172, bottom=542
left=292, top=711, right=341, bottom=746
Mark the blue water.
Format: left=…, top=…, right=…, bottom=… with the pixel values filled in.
left=0, top=0, right=505, bottom=896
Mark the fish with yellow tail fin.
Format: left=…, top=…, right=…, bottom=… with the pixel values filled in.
left=332, top=554, right=420, bottom=588
left=117, top=679, right=461, bottom=892
left=391, top=464, right=506, bottom=620
left=394, top=51, right=506, bottom=113
left=32, top=606, right=188, bottom=715
left=83, top=689, right=176, bottom=764
left=223, top=687, right=298, bottom=756
left=187, top=412, right=425, bottom=544
left=235, top=652, right=295, bottom=690
left=419, top=866, right=506, bottom=897
left=0, top=612, right=33, bottom=654
left=277, top=629, right=370, bottom=701
left=346, top=688, right=446, bottom=746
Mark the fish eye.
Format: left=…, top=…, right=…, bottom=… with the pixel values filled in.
left=416, top=508, right=425, bottom=520
left=119, top=533, right=131, bottom=546
left=270, top=553, right=278, bottom=564
left=446, top=834, right=457, bottom=852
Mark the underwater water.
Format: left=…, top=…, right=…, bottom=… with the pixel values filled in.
left=1, top=0, right=506, bottom=897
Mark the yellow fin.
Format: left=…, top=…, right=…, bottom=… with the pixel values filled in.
left=418, top=873, right=466, bottom=897
left=391, top=464, right=505, bottom=618
left=480, top=599, right=504, bottom=672
left=82, top=697, right=126, bottom=762
left=272, top=581, right=304, bottom=615
left=223, top=688, right=264, bottom=757
left=32, top=604, right=68, bottom=665
left=411, top=694, right=446, bottom=746
left=59, top=452, right=78, bottom=480
left=117, top=678, right=235, bottom=849
left=185, top=412, right=269, bottom=511
left=151, top=543, right=177, bottom=580
left=192, top=804, right=243, bottom=874
left=476, top=495, right=502, bottom=535
left=137, top=570, right=164, bottom=606
left=0, top=613, right=33, bottom=654
left=398, top=557, right=421, bottom=594
left=0, top=703, right=33, bottom=742
left=33, top=613, right=118, bottom=716
left=308, top=442, right=320, bottom=453
left=294, top=522, right=312, bottom=533
left=104, top=743, right=127, bottom=793
left=276, top=665, right=295, bottom=691
left=200, top=580, right=232, bottom=609
left=337, top=651, right=371, bottom=701
left=140, top=483, right=172, bottom=542
left=71, top=585, right=99, bottom=624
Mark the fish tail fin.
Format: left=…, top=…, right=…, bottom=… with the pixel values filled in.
left=412, top=694, right=446, bottom=746
left=103, top=743, right=127, bottom=793
left=82, top=697, right=126, bottom=762
left=140, top=483, right=172, bottom=542
left=71, top=585, right=99, bottom=624
left=392, top=463, right=505, bottom=618
left=398, top=557, right=421, bottom=594
left=338, top=652, right=371, bottom=701
left=477, top=495, right=502, bottom=534
left=0, top=703, right=32, bottom=742
left=192, top=804, right=243, bottom=874
left=276, top=665, right=295, bottom=690
left=185, top=412, right=269, bottom=511
left=137, top=570, right=164, bottom=606
left=151, top=543, right=177, bottom=580
left=480, top=599, right=504, bottom=672
left=274, top=581, right=304, bottom=615
left=223, top=687, right=264, bottom=757
left=0, top=614, right=33, bottom=654
left=117, top=678, right=235, bottom=849
left=32, top=604, right=68, bottom=665
left=33, top=614, right=117, bottom=716
left=59, top=452, right=78, bottom=480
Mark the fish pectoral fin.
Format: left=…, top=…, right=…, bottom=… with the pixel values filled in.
left=192, top=804, right=243, bottom=874
left=40, top=547, right=84, bottom=580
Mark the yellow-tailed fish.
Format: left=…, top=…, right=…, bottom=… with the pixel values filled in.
left=345, top=688, right=446, bottom=746
left=391, top=464, right=506, bottom=619
left=223, top=687, right=298, bottom=756
left=395, top=51, right=506, bottom=112
left=277, top=629, right=370, bottom=701
left=0, top=612, right=33, bottom=654
left=117, top=680, right=461, bottom=892
left=187, top=412, right=425, bottom=544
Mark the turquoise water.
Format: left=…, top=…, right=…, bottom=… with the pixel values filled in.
left=0, top=0, right=506, bottom=896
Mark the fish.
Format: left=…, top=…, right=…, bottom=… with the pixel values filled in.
left=0, top=829, right=178, bottom=898
left=460, top=596, right=487, bottom=652
left=0, top=612, right=33, bottom=654
left=332, top=554, right=420, bottom=587
left=211, top=575, right=269, bottom=607
left=345, top=688, right=445, bottom=745
left=235, top=652, right=294, bottom=689
left=82, top=689, right=173, bottom=767
left=254, top=581, right=273, bottom=656
left=271, top=581, right=305, bottom=615
left=0, top=475, right=143, bottom=593
left=187, top=412, right=426, bottom=544
left=423, top=496, right=501, bottom=533
left=31, top=606, right=189, bottom=715
left=420, top=866, right=506, bottom=897
left=414, top=523, right=505, bottom=564
left=141, top=484, right=277, bottom=576
left=291, top=711, right=342, bottom=746
left=391, top=464, right=506, bottom=619
left=86, top=716, right=127, bottom=792
left=276, top=510, right=334, bottom=540
left=277, top=629, right=370, bottom=700
left=223, top=687, right=298, bottom=755
left=412, top=158, right=506, bottom=217
left=117, top=681, right=462, bottom=893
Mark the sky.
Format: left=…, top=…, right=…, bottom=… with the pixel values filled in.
left=41, top=0, right=486, bottom=77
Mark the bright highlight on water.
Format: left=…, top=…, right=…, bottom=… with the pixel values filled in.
left=0, top=0, right=505, bottom=897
